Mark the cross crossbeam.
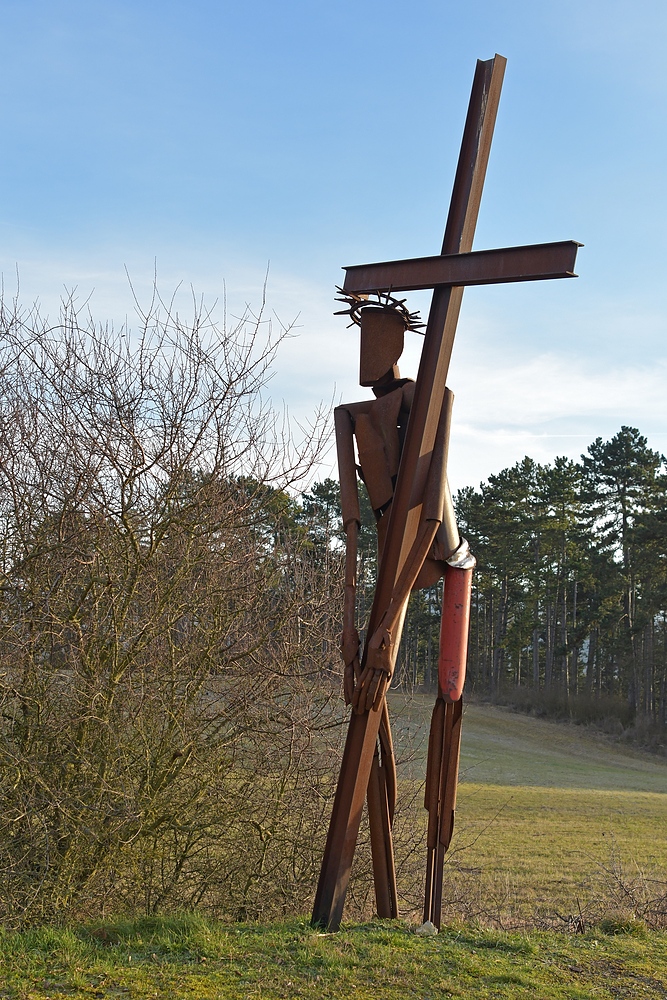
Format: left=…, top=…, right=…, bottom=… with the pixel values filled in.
left=342, top=239, right=581, bottom=296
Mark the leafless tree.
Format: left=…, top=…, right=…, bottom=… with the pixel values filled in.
left=0, top=285, right=346, bottom=924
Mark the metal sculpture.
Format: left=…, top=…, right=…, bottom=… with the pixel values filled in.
left=312, top=54, right=581, bottom=932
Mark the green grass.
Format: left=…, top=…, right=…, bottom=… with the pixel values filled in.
left=2, top=703, right=666, bottom=996
left=443, top=782, right=667, bottom=925
left=0, top=915, right=666, bottom=999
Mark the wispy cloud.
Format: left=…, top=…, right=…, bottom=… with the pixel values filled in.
left=447, top=352, right=667, bottom=489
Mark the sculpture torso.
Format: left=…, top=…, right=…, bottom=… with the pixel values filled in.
left=339, top=377, right=450, bottom=591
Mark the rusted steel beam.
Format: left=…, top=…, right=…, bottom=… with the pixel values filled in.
left=367, top=746, right=398, bottom=918
left=342, top=240, right=581, bottom=295
left=312, top=701, right=385, bottom=927
left=428, top=698, right=463, bottom=927
left=312, top=53, right=507, bottom=933
left=374, top=52, right=506, bottom=610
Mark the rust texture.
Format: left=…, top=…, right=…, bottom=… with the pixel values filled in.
left=342, top=240, right=581, bottom=296
left=311, top=54, right=581, bottom=933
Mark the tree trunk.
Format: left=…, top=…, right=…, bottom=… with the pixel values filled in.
left=545, top=602, right=553, bottom=692
left=585, top=628, right=597, bottom=696
left=570, top=580, right=578, bottom=696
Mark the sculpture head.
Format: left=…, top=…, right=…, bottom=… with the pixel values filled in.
left=334, top=289, right=424, bottom=390
left=358, top=305, right=406, bottom=387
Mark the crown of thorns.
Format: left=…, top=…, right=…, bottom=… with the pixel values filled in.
left=334, top=288, right=425, bottom=332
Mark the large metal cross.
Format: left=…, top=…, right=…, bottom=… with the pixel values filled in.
left=312, top=54, right=581, bottom=931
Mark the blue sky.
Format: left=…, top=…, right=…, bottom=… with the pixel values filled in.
left=1, top=0, right=666, bottom=489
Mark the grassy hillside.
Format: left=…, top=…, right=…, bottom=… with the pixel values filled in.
left=391, top=695, right=667, bottom=791
left=389, top=697, right=667, bottom=928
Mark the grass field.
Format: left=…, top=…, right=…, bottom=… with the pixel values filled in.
left=1, top=702, right=666, bottom=997
left=390, top=697, right=667, bottom=928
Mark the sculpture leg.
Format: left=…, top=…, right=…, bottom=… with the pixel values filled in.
left=367, top=747, right=396, bottom=917
left=313, top=585, right=410, bottom=931
left=311, top=695, right=386, bottom=930
left=432, top=697, right=463, bottom=928
left=423, top=554, right=473, bottom=927
left=423, top=695, right=445, bottom=922
left=378, top=698, right=397, bottom=824
left=366, top=700, right=398, bottom=917
left=423, top=697, right=463, bottom=928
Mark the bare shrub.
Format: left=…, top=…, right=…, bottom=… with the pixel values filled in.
left=0, top=286, right=345, bottom=925
left=587, top=846, right=667, bottom=931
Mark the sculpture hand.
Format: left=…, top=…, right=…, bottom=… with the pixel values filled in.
left=351, top=622, right=393, bottom=714
left=367, top=623, right=393, bottom=671
left=351, top=665, right=389, bottom=713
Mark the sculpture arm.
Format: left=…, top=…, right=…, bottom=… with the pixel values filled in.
left=335, top=406, right=363, bottom=705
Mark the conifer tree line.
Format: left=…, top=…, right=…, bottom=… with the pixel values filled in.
left=456, top=427, right=667, bottom=728
left=305, top=427, right=667, bottom=733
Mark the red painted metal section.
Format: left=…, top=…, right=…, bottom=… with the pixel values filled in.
left=438, top=566, right=474, bottom=703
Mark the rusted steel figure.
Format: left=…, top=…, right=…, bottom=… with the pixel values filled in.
left=331, top=289, right=474, bottom=924
left=312, top=54, right=581, bottom=932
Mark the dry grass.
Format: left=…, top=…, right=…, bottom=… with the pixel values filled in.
left=386, top=695, right=667, bottom=929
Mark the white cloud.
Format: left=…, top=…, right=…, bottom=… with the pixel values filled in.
left=446, top=352, right=667, bottom=489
